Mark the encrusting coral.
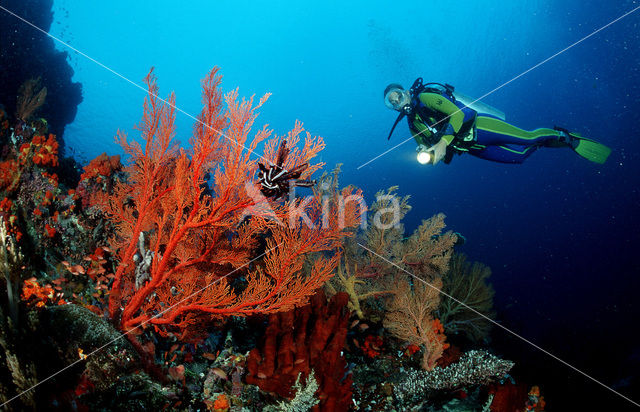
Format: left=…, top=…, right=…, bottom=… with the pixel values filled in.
left=393, top=350, right=514, bottom=406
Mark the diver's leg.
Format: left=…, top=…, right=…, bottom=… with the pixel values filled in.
left=475, top=116, right=562, bottom=147
left=475, top=116, right=611, bottom=164
left=469, top=144, right=538, bottom=164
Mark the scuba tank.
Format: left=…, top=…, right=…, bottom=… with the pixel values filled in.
left=420, top=81, right=506, bottom=121
left=450, top=90, right=505, bottom=121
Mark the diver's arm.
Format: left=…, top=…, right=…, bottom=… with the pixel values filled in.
left=418, top=92, right=464, bottom=145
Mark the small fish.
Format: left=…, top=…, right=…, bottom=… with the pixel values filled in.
left=210, top=368, right=228, bottom=380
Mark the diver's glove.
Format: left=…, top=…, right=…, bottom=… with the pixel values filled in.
left=428, top=138, right=448, bottom=165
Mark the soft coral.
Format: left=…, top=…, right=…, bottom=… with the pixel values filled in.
left=90, top=68, right=362, bottom=348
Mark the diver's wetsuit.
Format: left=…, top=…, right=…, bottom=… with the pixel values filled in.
left=410, top=92, right=565, bottom=164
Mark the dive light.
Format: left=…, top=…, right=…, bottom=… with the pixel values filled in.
left=416, top=145, right=432, bottom=165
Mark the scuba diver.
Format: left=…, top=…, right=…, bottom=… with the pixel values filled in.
left=384, top=78, right=611, bottom=165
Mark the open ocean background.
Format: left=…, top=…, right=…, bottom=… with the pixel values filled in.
left=49, top=0, right=640, bottom=409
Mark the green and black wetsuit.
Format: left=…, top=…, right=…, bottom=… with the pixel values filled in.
left=410, top=92, right=610, bottom=164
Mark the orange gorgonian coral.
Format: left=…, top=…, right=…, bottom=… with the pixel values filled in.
left=91, top=68, right=362, bottom=344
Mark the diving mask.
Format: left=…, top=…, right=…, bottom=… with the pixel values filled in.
left=384, top=85, right=411, bottom=111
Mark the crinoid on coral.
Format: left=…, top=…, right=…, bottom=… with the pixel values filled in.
left=257, top=137, right=317, bottom=200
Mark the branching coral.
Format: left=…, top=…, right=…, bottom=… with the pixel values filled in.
left=383, top=276, right=448, bottom=371
left=15, top=77, right=47, bottom=122
left=438, top=253, right=495, bottom=342
left=265, top=371, right=320, bottom=412
left=362, top=186, right=412, bottom=261
left=327, top=186, right=408, bottom=317
left=325, top=187, right=457, bottom=370
left=329, top=188, right=457, bottom=320
left=397, top=213, right=456, bottom=278
left=90, top=68, right=362, bottom=345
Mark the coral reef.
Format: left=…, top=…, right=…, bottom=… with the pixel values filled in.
left=0, top=61, right=536, bottom=411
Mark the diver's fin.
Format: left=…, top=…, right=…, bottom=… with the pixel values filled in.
left=553, top=126, right=611, bottom=164
left=572, top=137, right=611, bottom=164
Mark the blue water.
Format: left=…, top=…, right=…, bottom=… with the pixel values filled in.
left=50, top=0, right=640, bottom=408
